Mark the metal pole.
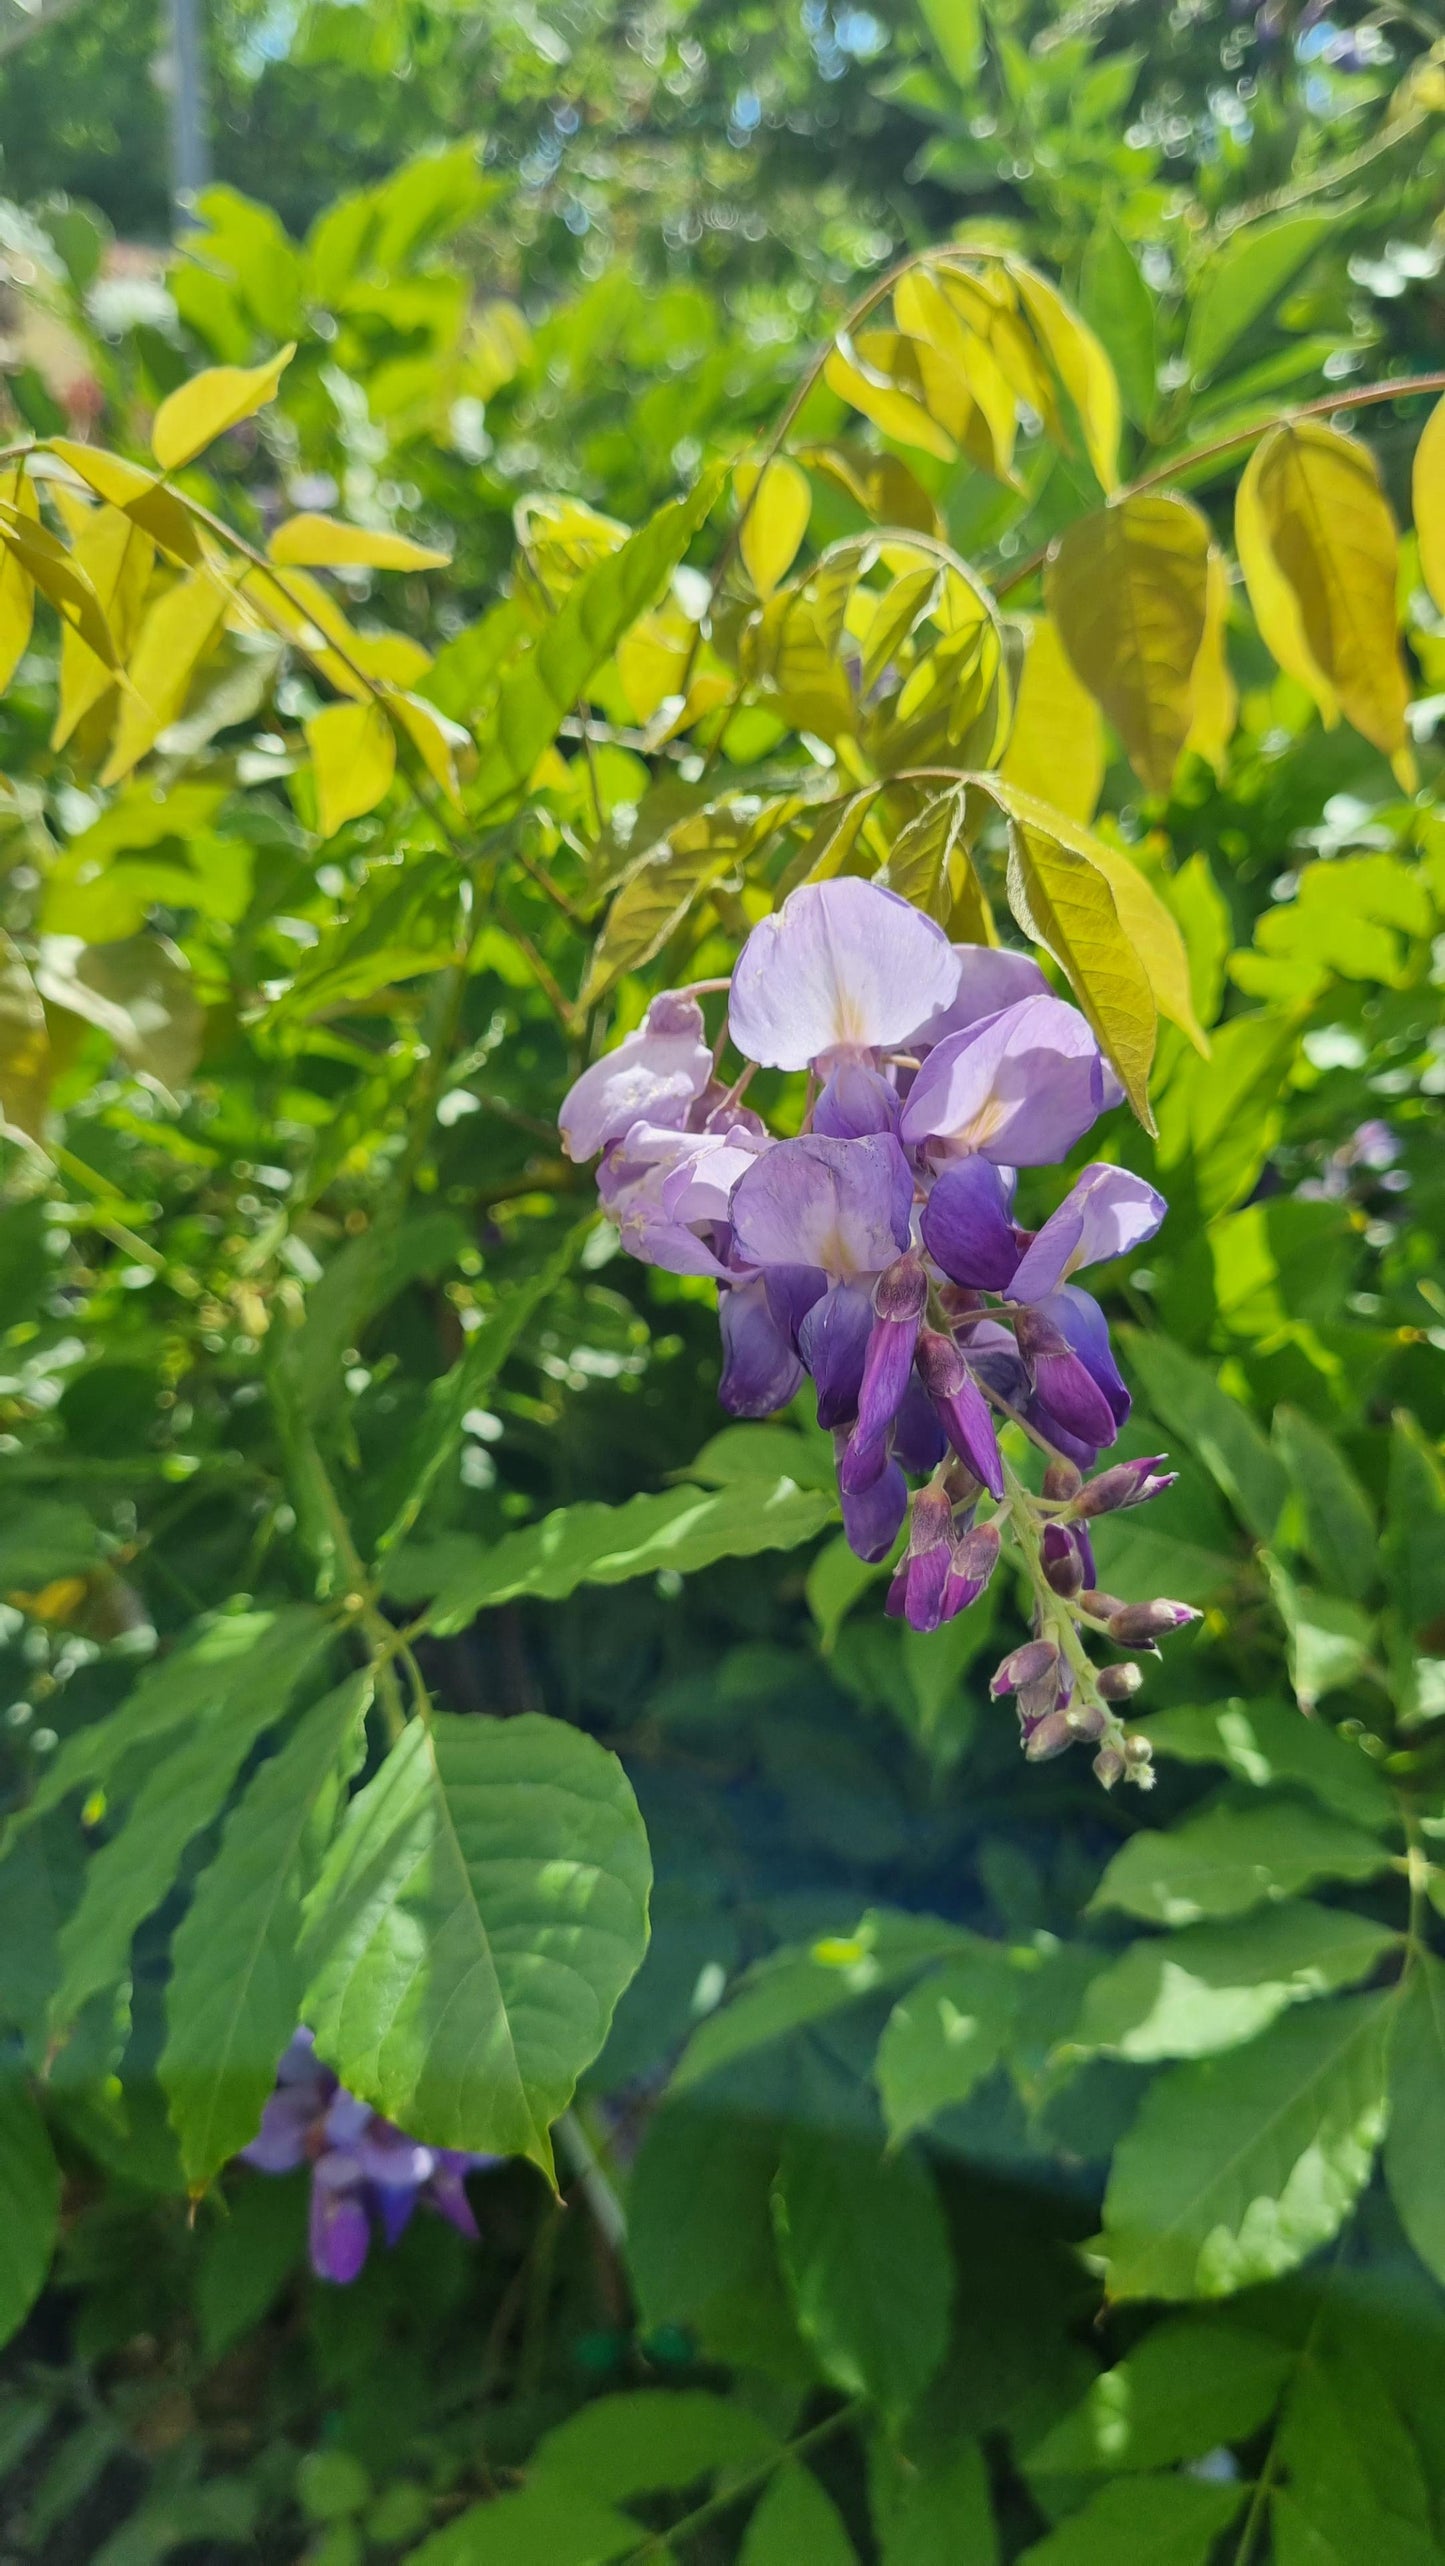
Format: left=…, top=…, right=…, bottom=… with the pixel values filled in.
left=168, top=0, right=210, bottom=228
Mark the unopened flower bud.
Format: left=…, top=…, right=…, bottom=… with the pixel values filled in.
left=1107, top=1599, right=1200, bottom=1647
left=916, top=1328, right=1004, bottom=1499
left=1066, top=1698, right=1110, bottom=1741
left=1023, top=1710, right=1075, bottom=1762
left=991, top=1638, right=1059, bottom=1699
left=885, top=1485, right=955, bottom=1635
left=1079, top=1590, right=1125, bottom=1623
left=1093, top=1745, right=1126, bottom=1789
left=1042, top=1459, right=1082, bottom=1502
left=873, top=1251, right=928, bottom=1324
left=1096, top=1661, right=1144, bottom=1701
left=1073, top=1457, right=1176, bottom=1520
left=1124, top=1733, right=1156, bottom=1788
left=941, top=1517, right=1000, bottom=1622
left=1041, top=1520, right=1084, bottom=1599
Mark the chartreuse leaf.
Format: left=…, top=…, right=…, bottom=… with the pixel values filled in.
left=880, top=785, right=972, bottom=925
left=1415, top=393, right=1445, bottom=615
left=1068, top=829, right=1208, bottom=1057
left=742, top=2466, right=857, bottom=2565
left=301, top=1711, right=650, bottom=2180
left=1097, top=1993, right=1391, bottom=2302
left=472, top=468, right=722, bottom=812
left=1272, top=1406, right=1377, bottom=1603
left=0, top=932, right=51, bottom=1143
left=1028, top=2316, right=1290, bottom=2475
left=1047, top=494, right=1210, bottom=795
left=874, top=1941, right=1021, bottom=2144
left=0, top=2079, right=60, bottom=2349
left=0, top=467, right=36, bottom=692
left=1069, top=1903, right=1400, bottom=2064
left=1143, top=1698, right=1394, bottom=1832
left=773, top=2130, right=951, bottom=2419
left=1184, top=547, right=1237, bottom=771
left=305, top=698, right=397, bottom=838
left=1384, top=1952, right=1445, bottom=2289
left=1119, top=1331, right=1285, bottom=1543
left=48, top=441, right=199, bottom=562
left=580, top=797, right=792, bottom=1009
left=672, top=1909, right=972, bottom=2093
left=1000, top=616, right=1104, bottom=825
left=915, top=0, right=982, bottom=82
left=736, top=458, right=812, bottom=597
left=101, top=565, right=232, bottom=784
left=1186, top=210, right=1339, bottom=383
left=52, top=502, right=155, bottom=751
left=387, top=1477, right=836, bottom=1637
left=0, top=499, right=119, bottom=670
left=159, top=1671, right=372, bottom=2187
left=1016, top=2476, right=1243, bottom=2564
left=1089, top=1800, right=1392, bottom=1926
left=1010, top=261, right=1121, bottom=493
left=268, top=513, right=449, bottom=571
left=151, top=345, right=295, bottom=471
left=824, top=331, right=962, bottom=464
left=1236, top=422, right=1415, bottom=785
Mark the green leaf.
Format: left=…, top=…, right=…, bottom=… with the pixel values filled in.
left=0, top=2078, right=60, bottom=2349
left=374, top=1217, right=589, bottom=1554
left=1262, top=1553, right=1375, bottom=1713
left=874, top=1945, right=1020, bottom=2144
left=302, top=1711, right=651, bottom=2179
left=404, top=2480, right=637, bottom=2566
left=536, top=2389, right=777, bottom=2502
left=280, top=1209, right=469, bottom=1421
left=196, top=2167, right=307, bottom=2360
left=1271, top=2335, right=1436, bottom=2566
left=626, top=2101, right=815, bottom=2386
left=876, top=2435, right=996, bottom=2566
left=672, top=1909, right=972, bottom=2094
left=1153, top=1008, right=1302, bottom=1219
left=1070, top=1903, right=1400, bottom=2065
left=1088, top=1799, right=1392, bottom=1926
left=49, top=1635, right=335, bottom=2043
left=806, top=1532, right=894, bottom=1653
left=473, top=469, right=722, bottom=814
left=387, top=1478, right=837, bottom=1636
left=1384, top=1952, right=1445, bottom=2288
left=0, top=1496, right=102, bottom=1590
left=1047, top=494, right=1210, bottom=796
left=1186, top=211, right=1339, bottom=384
left=159, top=1672, right=372, bottom=2186
left=1119, top=1331, right=1286, bottom=1543
left=1143, top=1698, right=1395, bottom=1832
left=1385, top=1411, right=1445, bottom=1645
left=1097, top=1993, right=1391, bottom=2301
left=1016, top=2476, right=1243, bottom=2565
left=1272, top=1407, right=1376, bottom=1603
left=1028, top=2316, right=1290, bottom=2476
left=742, top=2466, right=858, bottom=2566
left=1080, top=222, right=1157, bottom=430
left=916, top=0, right=981, bottom=84
left=773, top=2131, right=951, bottom=2419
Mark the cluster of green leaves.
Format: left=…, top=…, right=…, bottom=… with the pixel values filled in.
left=0, top=13, right=1442, bottom=2564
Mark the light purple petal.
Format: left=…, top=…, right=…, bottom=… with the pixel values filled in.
left=310, top=2181, right=371, bottom=2285
left=559, top=996, right=713, bottom=1160
left=812, top=1060, right=901, bottom=1139
left=899, top=995, right=1107, bottom=1165
left=907, top=944, right=1051, bottom=1047
left=1010, top=1164, right=1166, bottom=1303
left=920, top=1157, right=1021, bottom=1291
left=730, top=1133, right=912, bottom=1281
left=718, top=1276, right=804, bottom=1417
left=598, top=1121, right=766, bottom=1277
left=728, top=879, right=959, bottom=1071
left=240, top=2087, right=315, bottom=2174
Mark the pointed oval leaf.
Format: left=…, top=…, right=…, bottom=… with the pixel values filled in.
left=875, top=1945, right=1019, bottom=2144
left=1011, top=261, right=1122, bottom=491
left=1412, top=392, right=1445, bottom=616
left=305, top=698, right=397, bottom=838
left=736, top=459, right=812, bottom=598
left=101, top=565, right=231, bottom=784
left=268, top=513, right=450, bottom=571
left=301, top=1711, right=651, bottom=2177
left=742, top=2466, right=857, bottom=2566
left=1047, top=493, right=1210, bottom=795
left=0, top=2081, right=60, bottom=2349
left=1384, top=1952, right=1445, bottom=2288
left=1088, top=1799, right=1392, bottom=1927
left=1000, top=614, right=1104, bottom=824
left=772, top=2130, right=951, bottom=2419
left=1017, top=2476, right=1243, bottom=2564
left=1183, top=546, right=1238, bottom=773
left=151, top=345, right=295, bottom=472
left=0, top=468, right=36, bottom=693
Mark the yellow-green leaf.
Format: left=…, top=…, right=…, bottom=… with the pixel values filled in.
left=235, top=562, right=373, bottom=700
left=879, top=785, right=973, bottom=925
left=392, top=690, right=468, bottom=804
left=981, top=774, right=1158, bottom=1130
left=1048, top=494, right=1210, bottom=796
left=582, top=799, right=787, bottom=1009
left=0, top=469, right=36, bottom=693
left=823, top=335, right=959, bottom=464
left=151, top=345, right=296, bottom=473
left=1184, top=548, right=1238, bottom=774
left=306, top=699, right=397, bottom=839
left=52, top=504, right=155, bottom=751
left=1078, top=831, right=1210, bottom=1059
left=1236, top=421, right=1415, bottom=785
left=0, top=502, right=118, bottom=671
left=267, top=514, right=451, bottom=572
left=101, top=567, right=231, bottom=785
left=897, top=266, right=1018, bottom=478
left=735, top=459, right=812, bottom=598
left=1011, top=261, right=1122, bottom=492
left=0, top=932, right=51, bottom=1143
left=1412, top=391, right=1445, bottom=616
left=1000, top=613, right=1104, bottom=823
left=50, top=441, right=200, bottom=563
left=798, top=443, right=943, bottom=538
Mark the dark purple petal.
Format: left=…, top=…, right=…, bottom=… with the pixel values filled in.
left=885, top=1486, right=955, bottom=1633
left=890, top=1373, right=947, bottom=1476
left=915, top=1329, right=1005, bottom=1499
left=941, top=1517, right=1000, bottom=1619
left=373, top=2182, right=422, bottom=2248
left=309, top=2180, right=371, bottom=2285
left=840, top=1258, right=927, bottom=1492
left=1015, top=1305, right=1119, bottom=1450
left=718, top=1276, right=805, bottom=1417
left=1045, top=1287, right=1131, bottom=1434
left=1009, top=1163, right=1167, bottom=1302
left=920, top=1157, right=1021, bottom=1290
left=799, top=1280, right=874, bottom=1428
left=813, top=1061, right=901, bottom=1139
left=838, top=1451, right=909, bottom=1562
left=426, top=2162, right=481, bottom=2241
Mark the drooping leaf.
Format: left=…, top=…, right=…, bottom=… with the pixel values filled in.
left=538, top=2389, right=777, bottom=2505
left=1119, top=1331, right=1285, bottom=1543
left=0, top=467, right=36, bottom=692
left=1069, top=1903, right=1400, bottom=2064
left=672, top=1910, right=972, bottom=2094
left=101, top=565, right=232, bottom=784
left=1097, top=1993, right=1391, bottom=2301
left=874, top=1944, right=1020, bottom=2144
left=880, top=785, right=973, bottom=924
left=159, top=1671, right=372, bottom=2187
left=268, top=513, right=449, bottom=570
left=1047, top=494, right=1210, bottom=795
left=1088, top=1799, right=1392, bottom=1926
left=626, top=2101, right=816, bottom=2385
left=1080, top=222, right=1157, bottom=430
left=1016, top=2474, right=1242, bottom=2564
left=742, top=2465, right=858, bottom=2566
left=1143, top=1698, right=1395, bottom=1833
left=0, top=2079, right=60, bottom=2350
left=1183, top=548, right=1238, bottom=771
left=773, top=2130, right=951, bottom=2419
left=305, top=698, right=398, bottom=838
left=1384, top=1952, right=1445, bottom=2289
left=151, top=345, right=295, bottom=472
left=386, top=1478, right=837, bottom=1637
left=35, top=933, right=205, bottom=1093
left=301, top=1711, right=651, bottom=2178
left=52, top=502, right=155, bottom=750
left=0, top=500, right=119, bottom=671
left=1236, top=422, right=1415, bottom=784
left=0, top=933, right=51, bottom=1144
left=982, top=776, right=1158, bottom=1125
left=1261, top=1553, right=1376, bottom=1713
left=1272, top=1406, right=1377, bottom=1603
left=1010, top=261, right=1122, bottom=492
left=48, top=440, right=199, bottom=562
left=1414, top=392, right=1445, bottom=615
left=1186, top=211, right=1340, bottom=383
left=1028, top=2316, right=1291, bottom=2475
left=736, top=458, right=812, bottom=598
left=999, top=615, right=1104, bottom=825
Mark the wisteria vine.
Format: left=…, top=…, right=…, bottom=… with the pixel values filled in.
left=561, top=877, right=1199, bottom=1788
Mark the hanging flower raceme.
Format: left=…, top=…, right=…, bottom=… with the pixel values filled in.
left=241, top=2031, right=494, bottom=2284
left=560, top=876, right=1198, bottom=1787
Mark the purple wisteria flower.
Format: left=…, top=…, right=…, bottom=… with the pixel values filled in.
left=241, top=2030, right=494, bottom=2285
left=559, top=874, right=1194, bottom=1785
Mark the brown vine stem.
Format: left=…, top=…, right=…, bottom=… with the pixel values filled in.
left=992, top=368, right=1445, bottom=599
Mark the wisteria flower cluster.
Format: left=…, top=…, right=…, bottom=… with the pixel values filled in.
left=242, top=2030, right=494, bottom=2284
left=561, top=877, right=1198, bottom=1786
